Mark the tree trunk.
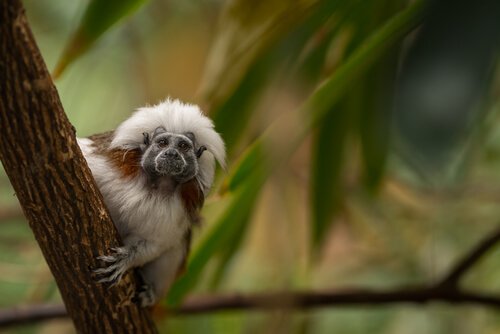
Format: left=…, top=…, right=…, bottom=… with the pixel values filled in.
left=0, top=1, right=158, bottom=333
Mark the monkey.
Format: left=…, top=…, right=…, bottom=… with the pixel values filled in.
left=77, top=98, right=225, bottom=307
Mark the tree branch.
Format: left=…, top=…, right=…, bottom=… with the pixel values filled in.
left=0, top=0, right=157, bottom=332
left=440, top=224, right=500, bottom=287
left=0, top=304, right=66, bottom=327
left=2, top=286, right=500, bottom=327
left=175, top=288, right=500, bottom=313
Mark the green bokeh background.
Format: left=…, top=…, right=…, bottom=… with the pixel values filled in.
left=1, top=0, right=500, bottom=333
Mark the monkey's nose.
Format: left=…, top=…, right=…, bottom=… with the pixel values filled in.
left=164, top=149, right=180, bottom=159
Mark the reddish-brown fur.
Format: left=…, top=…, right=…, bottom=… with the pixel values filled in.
left=179, top=178, right=204, bottom=224
left=107, top=148, right=142, bottom=178
left=88, top=131, right=142, bottom=178
left=177, top=178, right=204, bottom=277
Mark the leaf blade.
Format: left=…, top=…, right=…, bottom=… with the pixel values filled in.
left=226, top=0, right=428, bottom=192
left=53, top=0, right=147, bottom=78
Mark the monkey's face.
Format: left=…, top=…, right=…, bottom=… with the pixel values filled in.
left=141, top=127, right=203, bottom=183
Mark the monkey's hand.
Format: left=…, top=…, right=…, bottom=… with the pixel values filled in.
left=93, top=246, right=134, bottom=286
left=93, top=239, right=163, bottom=286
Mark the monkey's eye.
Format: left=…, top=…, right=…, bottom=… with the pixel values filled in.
left=178, top=141, right=190, bottom=151
left=157, top=139, right=168, bottom=148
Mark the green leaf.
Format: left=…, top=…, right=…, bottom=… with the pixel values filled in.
left=211, top=54, right=274, bottom=156
left=358, top=52, right=399, bottom=190
left=309, top=0, right=405, bottom=249
left=207, top=213, right=252, bottom=289
left=53, top=0, right=147, bottom=78
left=356, top=0, right=403, bottom=191
left=221, top=137, right=266, bottom=194
left=310, top=98, right=352, bottom=246
left=226, top=0, right=428, bottom=193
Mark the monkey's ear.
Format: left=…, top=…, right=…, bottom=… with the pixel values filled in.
left=185, top=132, right=196, bottom=144
left=140, top=132, right=150, bottom=151
left=152, top=126, right=166, bottom=138
left=142, top=132, right=150, bottom=146
left=196, top=145, right=207, bottom=158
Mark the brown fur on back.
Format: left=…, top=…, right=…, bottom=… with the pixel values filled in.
left=106, top=149, right=142, bottom=178
left=88, top=131, right=142, bottom=178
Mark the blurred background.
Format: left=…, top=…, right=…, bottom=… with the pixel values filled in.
left=1, top=0, right=500, bottom=333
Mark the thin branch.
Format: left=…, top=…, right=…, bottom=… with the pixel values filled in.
left=2, top=286, right=500, bottom=327
left=440, top=224, right=500, bottom=287
left=175, top=287, right=500, bottom=314
left=0, top=304, right=66, bottom=327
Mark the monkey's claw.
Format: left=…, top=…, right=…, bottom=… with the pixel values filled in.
left=94, top=247, right=131, bottom=286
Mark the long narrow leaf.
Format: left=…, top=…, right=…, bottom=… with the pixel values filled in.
left=357, top=0, right=402, bottom=191
left=225, top=0, right=428, bottom=193
left=211, top=54, right=273, bottom=155
left=53, top=0, right=147, bottom=78
left=309, top=1, right=403, bottom=249
left=310, top=97, right=352, bottom=246
left=358, top=52, right=399, bottom=190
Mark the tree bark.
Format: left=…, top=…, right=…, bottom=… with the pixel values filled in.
left=0, top=1, right=157, bottom=333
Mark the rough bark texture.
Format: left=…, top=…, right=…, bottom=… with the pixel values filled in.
left=0, top=1, right=158, bottom=333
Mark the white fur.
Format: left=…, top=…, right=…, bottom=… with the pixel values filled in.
left=111, top=98, right=226, bottom=193
left=77, top=99, right=226, bottom=306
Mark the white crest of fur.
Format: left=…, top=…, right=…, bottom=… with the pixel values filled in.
left=111, top=98, right=226, bottom=192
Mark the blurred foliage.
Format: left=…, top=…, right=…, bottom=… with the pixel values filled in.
left=395, top=0, right=500, bottom=181
left=1, top=0, right=500, bottom=333
left=53, top=0, right=148, bottom=78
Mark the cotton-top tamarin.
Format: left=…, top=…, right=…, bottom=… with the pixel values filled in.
left=77, top=99, right=225, bottom=307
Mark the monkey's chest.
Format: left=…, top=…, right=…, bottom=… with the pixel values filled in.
left=109, top=191, right=189, bottom=247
